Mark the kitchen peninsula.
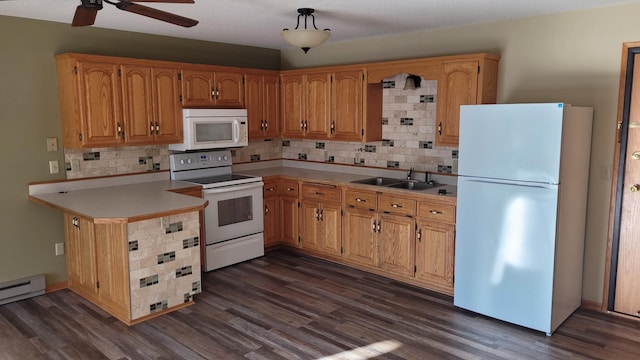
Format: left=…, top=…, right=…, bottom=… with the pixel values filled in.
left=28, top=172, right=207, bottom=325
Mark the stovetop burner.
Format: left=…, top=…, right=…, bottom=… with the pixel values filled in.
left=186, top=173, right=256, bottom=185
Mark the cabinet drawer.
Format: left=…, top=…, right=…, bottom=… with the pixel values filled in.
left=378, top=194, right=415, bottom=216
left=278, top=179, right=300, bottom=197
left=263, top=180, right=278, bottom=197
left=301, top=183, right=341, bottom=203
left=418, top=202, right=455, bottom=223
left=344, top=189, right=377, bottom=209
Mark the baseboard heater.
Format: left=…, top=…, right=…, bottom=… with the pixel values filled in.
left=0, top=274, right=45, bottom=306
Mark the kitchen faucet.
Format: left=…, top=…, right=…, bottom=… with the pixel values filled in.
left=407, top=167, right=414, bottom=180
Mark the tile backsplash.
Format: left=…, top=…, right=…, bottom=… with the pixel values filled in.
left=64, top=73, right=458, bottom=179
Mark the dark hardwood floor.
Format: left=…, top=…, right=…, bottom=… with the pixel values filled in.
left=1, top=249, right=640, bottom=360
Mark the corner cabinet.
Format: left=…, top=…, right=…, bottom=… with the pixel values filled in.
left=63, top=211, right=202, bottom=325
left=436, top=56, right=499, bottom=147
left=55, top=53, right=183, bottom=148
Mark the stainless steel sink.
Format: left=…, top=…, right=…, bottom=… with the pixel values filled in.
left=350, top=177, right=402, bottom=186
left=350, top=177, right=443, bottom=191
left=387, top=180, right=443, bottom=190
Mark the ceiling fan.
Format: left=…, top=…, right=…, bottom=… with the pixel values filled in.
left=72, top=0, right=198, bottom=28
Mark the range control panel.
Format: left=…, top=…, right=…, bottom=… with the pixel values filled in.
left=169, top=150, right=233, bottom=172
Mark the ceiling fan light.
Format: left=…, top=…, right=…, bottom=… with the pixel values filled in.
left=280, top=29, right=331, bottom=52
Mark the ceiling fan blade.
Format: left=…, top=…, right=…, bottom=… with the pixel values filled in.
left=72, top=6, right=99, bottom=26
left=116, top=2, right=198, bottom=27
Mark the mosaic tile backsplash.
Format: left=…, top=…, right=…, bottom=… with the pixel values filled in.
left=63, top=73, right=458, bottom=179
left=128, top=211, right=201, bottom=320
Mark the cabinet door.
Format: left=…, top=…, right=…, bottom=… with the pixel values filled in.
left=64, top=213, right=98, bottom=298
left=262, top=74, right=280, bottom=138
left=436, top=60, right=479, bottom=147
left=94, top=222, right=130, bottom=320
left=181, top=69, right=215, bottom=106
left=121, top=64, right=154, bottom=145
left=281, top=196, right=299, bottom=247
left=281, top=74, right=305, bottom=138
left=215, top=71, right=244, bottom=107
left=305, top=72, right=331, bottom=139
left=318, top=202, right=342, bottom=258
left=343, top=207, right=378, bottom=266
left=416, top=219, right=455, bottom=291
left=264, top=197, right=280, bottom=247
left=76, top=61, right=122, bottom=147
left=331, top=70, right=363, bottom=141
left=378, top=213, right=415, bottom=277
left=152, top=66, right=183, bottom=144
left=300, top=200, right=320, bottom=251
left=245, top=73, right=265, bottom=139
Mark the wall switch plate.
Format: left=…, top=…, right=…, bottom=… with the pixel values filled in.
left=46, top=137, right=58, bottom=152
left=49, top=160, right=59, bottom=174
left=55, top=242, right=64, bottom=256
left=71, top=159, right=80, bottom=172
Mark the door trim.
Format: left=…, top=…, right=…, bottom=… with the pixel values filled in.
left=604, top=41, right=640, bottom=311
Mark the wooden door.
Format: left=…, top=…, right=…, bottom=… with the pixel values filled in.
left=613, top=51, right=640, bottom=317
left=281, top=196, right=299, bottom=247
left=215, top=71, right=244, bottom=107
left=76, top=61, right=122, bottom=147
left=94, top=222, right=130, bottom=321
left=121, top=64, right=154, bottom=145
left=245, top=74, right=265, bottom=139
left=300, top=200, right=320, bottom=251
left=318, top=202, right=342, bottom=258
left=343, top=207, right=378, bottom=266
left=304, top=72, right=331, bottom=139
left=281, top=74, right=305, bottom=138
left=378, top=213, right=415, bottom=277
left=415, top=219, right=455, bottom=290
left=181, top=69, right=214, bottom=106
left=264, top=197, right=280, bottom=247
left=262, top=74, right=280, bottom=138
left=332, top=70, right=364, bottom=141
left=64, top=213, right=98, bottom=299
left=436, top=60, right=478, bottom=147
left=152, top=66, right=183, bottom=144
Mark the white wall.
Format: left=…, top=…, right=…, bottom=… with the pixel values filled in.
left=281, top=3, right=640, bottom=304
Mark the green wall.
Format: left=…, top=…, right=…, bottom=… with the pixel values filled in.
left=281, top=3, right=640, bottom=305
left=0, top=15, right=279, bottom=286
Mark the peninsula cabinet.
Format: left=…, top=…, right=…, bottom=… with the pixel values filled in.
left=55, top=53, right=183, bottom=148
left=181, top=68, right=244, bottom=108
left=63, top=210, right=202, bottom=325
left=246, top=72, right=280, bottom=139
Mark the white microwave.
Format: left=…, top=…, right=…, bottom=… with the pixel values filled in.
left=169, top=109, right=248, bottom=151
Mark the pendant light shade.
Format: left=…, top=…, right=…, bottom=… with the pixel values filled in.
left=281, top=8, right=331, bottom=53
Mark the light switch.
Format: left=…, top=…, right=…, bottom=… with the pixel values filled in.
left=46, top=137, right=58, bottom=152
left=49, top=160, right=59, bottom=174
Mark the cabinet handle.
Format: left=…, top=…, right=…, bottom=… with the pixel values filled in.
left=117, top=122, right=122, bottom=136
left=631, top=184, right=640, bottom=192
left=377, top=220, right=381, bottom=233
left=429, top=210, right=442, bottom=215
left=300, top=121, right=304, bottom=130
left=438, top=122, right=442, bottom=135
left=265, top=205, right=269, bottom=214
left=216, top=86, right=220, bottom=98
left=303, top=120, right=308, bottom=130
left=266, top=187, right=276, bottom=192
left=417, top=228, right=422, bottom=242
left=315, top=208, right=320, bottom=220
left=372, top=220, right=377, bottom=232
left=319, top=209, right=324, bottom=221
left=355, top=197, right=366, bottom=202
left=150, top=121, right=154, bottom=134
left=391, top=203, right=403, bottom=208
left=264, top=120, right=268, bottom=130
left=632, top=151, right=640, bottom=160
left=211, top=87, right=215, bottom=97
left=155, top=122, right=160, bottom=135
left=315, top=191, right=324, bottom=196
left=330, top=120, right=335, bottom=134
left=286, top=187, right=295, bottom=191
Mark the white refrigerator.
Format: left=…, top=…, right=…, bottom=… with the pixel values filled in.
left=453, top=103, right=593, bottom=335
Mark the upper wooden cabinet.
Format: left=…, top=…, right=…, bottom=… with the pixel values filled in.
left=181, top=68, right=244, bottom=108
left=436, top=57, right=499, bottom=147
left=56, top=53, right=183, bottom=148
left=280, top=72, right=332, bottom=139
left=246, top=72, right=280, bottom=139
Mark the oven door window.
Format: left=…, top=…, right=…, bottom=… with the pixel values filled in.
left=195, top=122, right=233, bottom=142
left=218, top=196, right=253, bottom=226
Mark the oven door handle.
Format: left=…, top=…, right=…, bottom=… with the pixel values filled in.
left=203, top=182, right=264, bottom=195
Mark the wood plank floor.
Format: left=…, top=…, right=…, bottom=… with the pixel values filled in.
left=1, top=249, right=640, bottom=360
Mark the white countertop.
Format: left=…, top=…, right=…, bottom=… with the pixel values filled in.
left=29, top=173, right=207, bottom=222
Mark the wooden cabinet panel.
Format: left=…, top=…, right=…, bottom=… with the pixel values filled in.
left=278, top=179, right=300, bottom=197
left=378, top=213, right=415, bottom=277
left=378, top=194, right=416, bottom=217
left=281, top=74, right=305, bottom=138
left=344, top=188, right=377, bottom=210
left=281, top=196, right=299, bottom=247
left=215, top=71, right=244, bottom=107
left=151, top=67, right=183, bottom=144
left=300, top=200, right=321, bottom=251
left=436, top=60, right=479, bottom=147
left=332, top=70, right=364, bottom=141
left=181, top=69, right=244, bottom=108
left=304, top=72, right=332, bottom=139
left=264, top=197, right=280, bottom=247
left=301, top=183, right=341, bottom=203
left=317, top=201, right=342, bottom=258
left=64, top=213, right=98, bottom=298
left=121, top=64, right=154, bottom=144
left=246, top=73, right=280, bottom=139
left=94, top=222, right=130, bottom=320
left=416, top=219, right=455, bottom=291
left=343, top=207, right=378, bottom=266
left=418, top=202, right=455, bottom=224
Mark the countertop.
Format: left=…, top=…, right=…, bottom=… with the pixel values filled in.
left=29, top=173, right=207, bottom=222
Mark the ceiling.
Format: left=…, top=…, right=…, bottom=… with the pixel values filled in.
left=0, top=0, right=638, bottom=51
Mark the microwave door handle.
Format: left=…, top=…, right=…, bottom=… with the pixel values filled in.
left=233, top=121, right=240, bottom=143
left=203, top=182, right=263, bottom=195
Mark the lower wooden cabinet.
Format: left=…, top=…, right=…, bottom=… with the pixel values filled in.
left=299, top=183, right=342, bottom=258
left=378, top=213, right=416, bottom=277
left=63, top=210, right=202, bottom=325
left=415, top=219, right=455, bottom=289
left=342, top=206, right=378, bottom=266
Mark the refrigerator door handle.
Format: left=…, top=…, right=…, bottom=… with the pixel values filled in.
left=460, top=177, right=559, bottom=189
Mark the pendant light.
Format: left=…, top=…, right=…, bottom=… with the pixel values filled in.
left=281, top=8, right=331, bottom=53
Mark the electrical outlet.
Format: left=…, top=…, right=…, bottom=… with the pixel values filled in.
left=55, top=242, right=64, bottom=256
left=49, top=160, right=59, bottom=174
left=71, top=159, right=80, bottom=172
left=601, top=164, right=612, bottom=180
